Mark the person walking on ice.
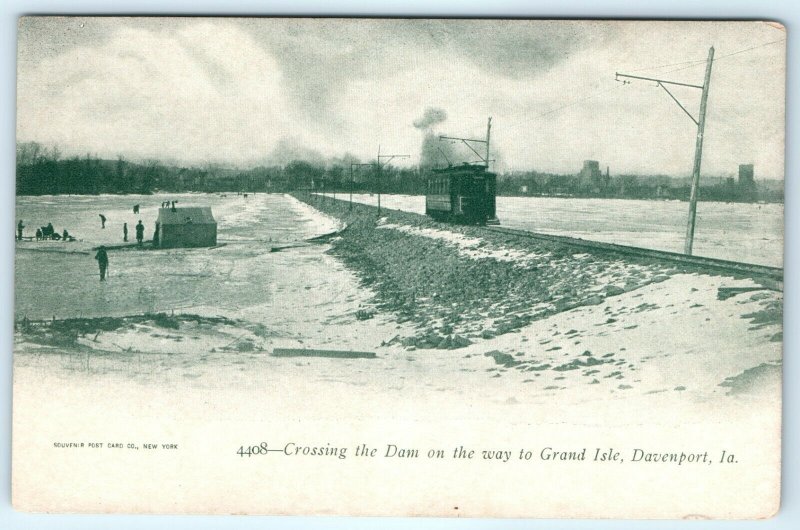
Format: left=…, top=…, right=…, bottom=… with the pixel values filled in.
left=95, top=245, right=109, bottom=281
left=135, top=220, right=144, bottom=245
left=123, top=222, right=128, bottom=242
left=99, top=214, right=107, bottom=229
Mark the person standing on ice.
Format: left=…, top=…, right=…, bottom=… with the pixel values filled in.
left=135, top=220, right=144, bottom=245
left=123, top=222, right=128, bottom=242
left=17, top=220, right=24, bottom=241
left=95, top=246, right=109, bottom=281
left=99, top=214, right=107, bottom=229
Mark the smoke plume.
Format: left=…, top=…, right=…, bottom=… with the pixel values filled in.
left=420, top=132, right=460, bottom=169
left=413, top=107, right=448, bottom=130
left=414, top=107, right=454, bottom=169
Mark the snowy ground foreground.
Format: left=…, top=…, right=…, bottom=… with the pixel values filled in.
left=14, top=272, right=781, bottom=423
left=344, top=193, right=783, bottom=267
left=15, top=194, right=781, bottom=423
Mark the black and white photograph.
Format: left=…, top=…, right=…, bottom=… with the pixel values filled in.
left=11, top=17, right=785, bottom=518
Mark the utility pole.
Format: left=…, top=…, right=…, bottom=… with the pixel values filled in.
left=376, top=145, right=410, bottom=216
left=616, top=46, right=714, bottom=255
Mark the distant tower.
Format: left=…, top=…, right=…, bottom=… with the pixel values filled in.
left=580, top=160, right=601, bottom=180
left=738, top=164, right=754, bottom=185
left=737, top=164, right=756, bottom=201
left=579, top=160, right=603, bottom=192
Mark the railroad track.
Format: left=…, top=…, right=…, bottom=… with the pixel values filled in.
left=484, top=226, right=784, bottom=286
left=303, top=194, right=784, bottom=287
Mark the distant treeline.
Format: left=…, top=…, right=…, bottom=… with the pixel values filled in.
left=16, top=142, right=783, bottom=203
left=17, top=143, right=162, bottom=195
left=496, top=170, right=784, bottom=203
left=15, top=142, right=429, bottom=196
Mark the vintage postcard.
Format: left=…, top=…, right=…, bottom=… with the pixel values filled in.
left=12, top=18, right=784, bottom=518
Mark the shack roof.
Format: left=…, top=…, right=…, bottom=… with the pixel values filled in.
left=157, top=207, right=216, bottom=225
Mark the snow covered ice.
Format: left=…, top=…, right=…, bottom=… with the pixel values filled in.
left=14, top=193, right=782, bottom=425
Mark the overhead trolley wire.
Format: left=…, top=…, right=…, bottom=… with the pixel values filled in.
left=534, top=83, right=627, bottom=119
left=533, top=38, right=784, bottom=121
left=632, top=38, right=786, bottom=76
left=628, top=58, right=707, bottom=73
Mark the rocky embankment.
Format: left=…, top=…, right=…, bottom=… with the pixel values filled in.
left=296, top=194, right=682, bottom=350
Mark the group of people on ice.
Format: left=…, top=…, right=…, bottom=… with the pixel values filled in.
left=17, top=201, right=155, bottom=282
left=98, top=206, right=146, bottom=245
left=16, top=220, right=76, bottom=242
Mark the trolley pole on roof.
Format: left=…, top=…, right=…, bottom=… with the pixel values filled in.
left=376, top=145, right=410, bottom=217
left=485, top=117, right=492, bottom=168
left=616, top=46, right=714, bottom=255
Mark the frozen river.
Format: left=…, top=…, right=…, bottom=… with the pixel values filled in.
left=338, top=193, right=783, bottom=267
left=14, top=193, right=348, bottom=321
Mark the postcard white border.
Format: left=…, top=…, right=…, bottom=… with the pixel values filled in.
left=1, top=1, right=797, bottom=529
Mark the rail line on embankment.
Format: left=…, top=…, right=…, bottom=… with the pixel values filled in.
left=483, top=225, right=783, bottom=286
left=303, top=193, right=784, bottom=288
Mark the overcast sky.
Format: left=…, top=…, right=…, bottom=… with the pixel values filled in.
left=16, top=18, right=785, bottom=178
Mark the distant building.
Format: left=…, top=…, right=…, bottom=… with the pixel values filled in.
left=579, top=160, right=601, bottom=181
left=156, top=207, right=217, bottom=248
left=738, top=164, right=755, bottom=185
left=738, top=164, right=757, bottom=200
left=578, top=160, right=609, bottom=193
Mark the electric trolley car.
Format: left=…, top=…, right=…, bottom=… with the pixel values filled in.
left=425, top=163, right=499, bottom=225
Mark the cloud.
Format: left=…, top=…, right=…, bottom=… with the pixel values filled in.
left=16, top=18, right=786, bottom=178
left=17, top=20, right=292, bottom=166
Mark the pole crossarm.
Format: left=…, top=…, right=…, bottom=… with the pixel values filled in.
left=615, top=72, right=704, bottom=90
left=439, top=136, right=489, bottom=163
left=438, top=136, right=487, bottom=143
left=462, top=140, right=486, bottom=162
left=438, top=118, right=492, bottom=168
left=616, top=72, right=703, bottom=125
left=377, top=154, right=410, bottom=168
left=657, top=82, right=699, bottom=126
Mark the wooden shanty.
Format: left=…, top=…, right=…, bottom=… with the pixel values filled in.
left=156, top=207, right=217, bottom=248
